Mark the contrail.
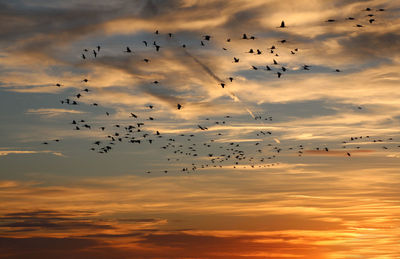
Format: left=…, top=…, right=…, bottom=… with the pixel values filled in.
left=182, top=49, right=255, bottom=119
left=183, top=49, right=224, bottom=82
left=183, top=46, right=279, bottom=142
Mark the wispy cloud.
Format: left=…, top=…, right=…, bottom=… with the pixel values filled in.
left=26, top=108, right=85, bottom=117
left=0, top=150, right=64, bottom=157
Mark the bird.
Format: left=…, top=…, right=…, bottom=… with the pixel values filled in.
left=198, top=125, right=208, bottom=130
left=279, top=21, right=286, bottom=28
left=233, top=57, right=239, bottom=63
left=203, top=35, right=211, bottom=41
left=177, top=104, right=182, bottom=110
left=143, top=41, right=148, bottom=46
left=124, top=46, right=132, bottom=53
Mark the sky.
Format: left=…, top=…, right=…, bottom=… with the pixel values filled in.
left=1, top=0, right=400, bottom=258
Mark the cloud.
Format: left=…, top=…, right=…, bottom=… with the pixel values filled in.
left=304, top=149, right=375, bottom=156
left=26, top=108, right=85, bottom=117
left=0, top=150, right=64, bottom=157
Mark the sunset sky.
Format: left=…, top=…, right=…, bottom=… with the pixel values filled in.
left=1, top=0, right=400, bottom=258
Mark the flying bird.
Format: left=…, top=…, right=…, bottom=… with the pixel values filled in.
left=124, top=46, right=132, bottom=53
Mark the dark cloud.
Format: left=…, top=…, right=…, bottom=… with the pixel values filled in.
left=0, top=210, right=114, bottom=232
left=0, top=236, right=129, bottom=259
left=337, top=31, right=400, bottom=61
left=0, top=232, right=325, bottom=259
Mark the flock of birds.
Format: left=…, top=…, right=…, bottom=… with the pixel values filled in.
left=40, top=7, right=396, bottom=174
